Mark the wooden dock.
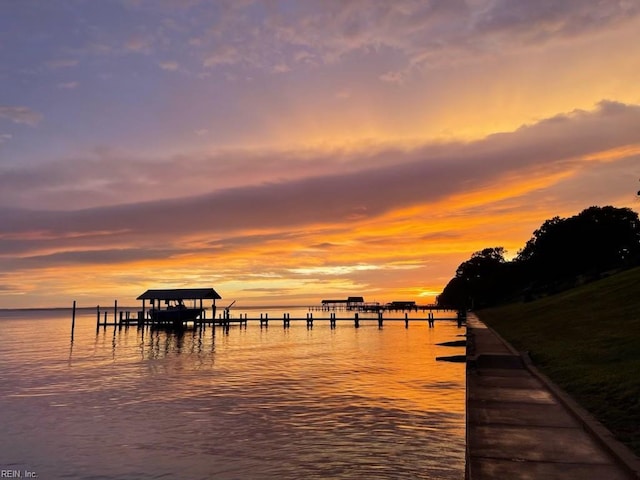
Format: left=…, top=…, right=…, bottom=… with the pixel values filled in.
left=309, top=302, right=454, bottom=313
left=89, top=305, right=463, bottom=332
left=70, top=291, right=462, bottom=337
left=71, top=287, right=460, bottom=336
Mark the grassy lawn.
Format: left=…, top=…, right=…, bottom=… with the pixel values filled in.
left=478, top=266, right=640, bottom=455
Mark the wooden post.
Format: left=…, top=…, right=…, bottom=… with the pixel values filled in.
left=405, top=312, right=409, bottom=329
left=114, top=300, right=118, bottom=328
left=71, top=300, right=76, bottom=340
left=96, top=305, right=100, bottom=332
left=378, top=311, right=383, bottom=328
left=354, top=312, right=359, bottom=329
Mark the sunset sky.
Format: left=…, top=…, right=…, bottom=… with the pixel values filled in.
left=1, top=0, right=639, bottom=308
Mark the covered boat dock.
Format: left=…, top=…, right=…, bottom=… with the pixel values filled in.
left=137, top=288, right=222, bottom=328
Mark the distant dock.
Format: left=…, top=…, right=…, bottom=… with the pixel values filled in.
left=312, top=297, right=453, bottom=313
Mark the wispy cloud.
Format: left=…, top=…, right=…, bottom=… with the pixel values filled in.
left=203, top=45, right=241, bottom=67
left=46, top=59, right=79, bottom=69
left=159, top=60, right=179, bottom=71
left=125, top=35, right=154, bottom=53
left=379, top=70, right=405, bottom=85
left=0, top=106, right=43, bottom=126
left=189, top=1, right=640, bottom=78
left=474, top=0, right=640, bottom=41
left=57, top=81, right=79, bottom=89
left=272, top=63, right=290, bottom=74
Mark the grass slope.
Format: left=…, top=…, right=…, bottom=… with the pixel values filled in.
left=478, top=266, right=640, bottom=455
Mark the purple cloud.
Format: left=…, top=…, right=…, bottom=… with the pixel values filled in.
left=0, top=100, right=638, bottom=271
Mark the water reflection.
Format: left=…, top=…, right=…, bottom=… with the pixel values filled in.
left=1, top=310, right=465, bottom=479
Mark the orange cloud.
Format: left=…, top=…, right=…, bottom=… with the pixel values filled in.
left=1, top=102, right=640, bottom=307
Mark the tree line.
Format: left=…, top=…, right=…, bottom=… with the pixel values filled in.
left=436, top=206, right=640, bottom=310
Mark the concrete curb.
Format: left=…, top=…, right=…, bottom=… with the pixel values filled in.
left=482, top=321, right=640, bottom=479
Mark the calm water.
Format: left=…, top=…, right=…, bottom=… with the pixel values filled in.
left=0, top=307, right=465, bottom=479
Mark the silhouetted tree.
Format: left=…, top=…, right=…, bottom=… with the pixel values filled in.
left=517, top=206, right=640, bottom=287
left=437, top=206, right=640, bottom=308
left=436, top=276, right=468, bottom=310
left=438, top=247, right=510, bottom=309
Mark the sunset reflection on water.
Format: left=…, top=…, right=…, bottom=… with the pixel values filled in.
left=0, top=308, right=465, bottom=479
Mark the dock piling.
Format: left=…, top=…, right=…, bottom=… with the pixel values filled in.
left=84, top=302, right=459, bottom=334
left=71, top=300, right=76, bottom=340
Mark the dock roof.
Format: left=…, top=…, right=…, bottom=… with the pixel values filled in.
left=137, top=288, right=221, bottom=301
left=322, top=296, right=364, bottom=304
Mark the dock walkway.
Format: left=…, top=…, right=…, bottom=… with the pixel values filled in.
left=466, top=312, right=640, bottom=480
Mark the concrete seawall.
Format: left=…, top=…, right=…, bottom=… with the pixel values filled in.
left=465, top=313, right=640, bottom=479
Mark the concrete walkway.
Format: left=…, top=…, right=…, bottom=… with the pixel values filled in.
left=466, top=313, right=640, bottom=480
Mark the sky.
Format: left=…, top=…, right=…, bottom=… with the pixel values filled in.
left=1, top=0, right=639, bottom=309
